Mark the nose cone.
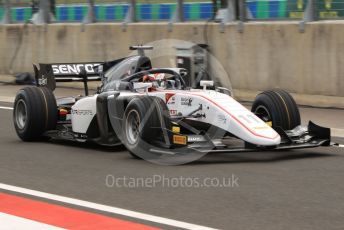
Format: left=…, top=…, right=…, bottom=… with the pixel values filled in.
left=227, top=109, right=282, bottom=146
left=250, top=125, right=281, bottom=146
left=253, top=132, right=281, bottom=146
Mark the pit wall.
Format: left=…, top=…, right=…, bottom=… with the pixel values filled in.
left=0, top=21, right=343, bottom=98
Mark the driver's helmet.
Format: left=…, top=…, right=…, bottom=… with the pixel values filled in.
left=142, top=73, right=166, bottom=91
left=142, top=74, right=156, bottom=82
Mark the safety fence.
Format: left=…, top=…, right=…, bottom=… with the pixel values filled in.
left=1, top=1, right=214, bottom=22
left=0, top=0, right=344, bottom=23
left=247, top=0, right=344, bottom=20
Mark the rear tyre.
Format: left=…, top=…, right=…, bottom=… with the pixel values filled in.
left=122, top=96, right=171, bottom=159
left=251, top=89, right=301, bottom=130
left=13, top=86, right=57, bottom=141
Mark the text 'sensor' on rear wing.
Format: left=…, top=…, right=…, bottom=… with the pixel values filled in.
left=33, top=63, right=102, bottom=92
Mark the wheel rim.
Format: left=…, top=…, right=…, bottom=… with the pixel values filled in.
left=126, top=110, right=141, bottom=145
left=254, top=105, right=272, bottom=126
left=15, top=99, right=28, bottom=130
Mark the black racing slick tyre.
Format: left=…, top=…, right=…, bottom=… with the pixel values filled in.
left=251, top=89, right=301, bottom=131
left=122, top=96, right=171, bottom=159
left=13, top=86, right=57, bottom=141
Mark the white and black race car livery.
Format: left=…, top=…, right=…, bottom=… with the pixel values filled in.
left=13, top=46, right=335, bottom=165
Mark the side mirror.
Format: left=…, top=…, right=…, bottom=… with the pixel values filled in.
left=200, top=80, right=214, bottom=90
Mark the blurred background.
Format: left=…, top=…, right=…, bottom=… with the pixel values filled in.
left=1, top=0, right=343, bottom=23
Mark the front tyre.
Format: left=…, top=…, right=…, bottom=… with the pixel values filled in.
left=13, top=86, right=57, bottom=141
left=122, top=96, right=171, bottom=159
left=252, top=89, right=301, bottom=131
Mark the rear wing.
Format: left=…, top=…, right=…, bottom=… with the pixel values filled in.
left=33, top=63, right=102, bottom=92
left=33, top=46, right=152, bottom=93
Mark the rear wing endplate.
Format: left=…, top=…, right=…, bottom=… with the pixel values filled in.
left=34, top=63, right=102, bottom=92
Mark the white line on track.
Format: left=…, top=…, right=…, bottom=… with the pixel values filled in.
left=0, top=212, right=65, bottom=230
left=0, top=183, right=217, bottom=230
left=0, top=106, right=13, bottom=110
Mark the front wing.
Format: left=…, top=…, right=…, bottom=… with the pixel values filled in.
left=149, top=121, right=334, bottom=155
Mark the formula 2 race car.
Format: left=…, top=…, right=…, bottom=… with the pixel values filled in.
left=13, top=46, right=335, bottom=165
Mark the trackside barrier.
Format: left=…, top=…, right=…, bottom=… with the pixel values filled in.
left=1, top=1, right=344, bottom=24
